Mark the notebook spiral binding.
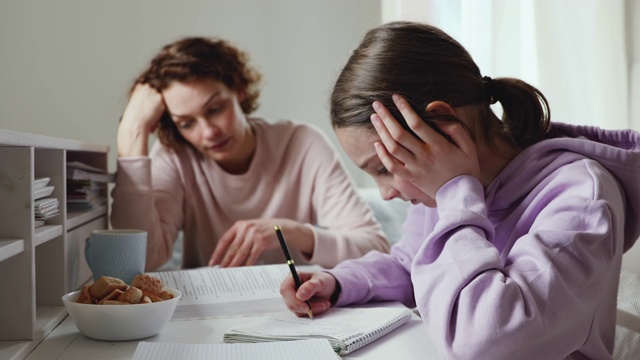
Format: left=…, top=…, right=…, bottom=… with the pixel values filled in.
left=343, top=309, right=412, bottom=353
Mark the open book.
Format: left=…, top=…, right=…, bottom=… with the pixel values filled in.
left=223, top=306, right=413, bottom=355
left=148, top=264, right=295, bottom=320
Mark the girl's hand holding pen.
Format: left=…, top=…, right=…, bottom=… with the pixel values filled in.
left=280, top=271, right=336, bottom=318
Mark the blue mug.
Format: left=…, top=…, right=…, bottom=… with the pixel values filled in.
left=85, top=229, right=147, bottom=284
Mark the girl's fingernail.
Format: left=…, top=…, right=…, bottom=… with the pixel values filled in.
left=392, top=94, right=401, bottom=103
left=371, top=114, right=379, bottom=124
left=372, top=101, right=381, bottom=111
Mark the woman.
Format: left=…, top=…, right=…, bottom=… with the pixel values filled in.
left=111, top=37, right=389, bottom=271
left=280, top=21, right=640, bottom=359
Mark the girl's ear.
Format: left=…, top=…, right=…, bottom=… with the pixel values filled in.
left=425, top=101, right=456, bottom=116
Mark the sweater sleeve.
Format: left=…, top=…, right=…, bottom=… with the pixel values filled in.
left=110, top=148, right=184, bottom=271
left=412, top=174, right=624, bottom=359
left=297, top=127, right=390, bottom=267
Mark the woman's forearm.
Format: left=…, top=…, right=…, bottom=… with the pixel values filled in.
left=117, top=122, right=150, bottom=157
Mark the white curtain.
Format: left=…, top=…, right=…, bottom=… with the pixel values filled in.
left=630, top=0, right=640, bottom=131
left=382, top=0, right=637, bottom=130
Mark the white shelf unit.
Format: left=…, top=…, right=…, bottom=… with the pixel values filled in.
left=0, top=129, right=109, bottom=360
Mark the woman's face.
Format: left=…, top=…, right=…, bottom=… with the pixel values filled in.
left=162, top=78, right=254, bottom=172
left=335, top=126, right=436, bottom=207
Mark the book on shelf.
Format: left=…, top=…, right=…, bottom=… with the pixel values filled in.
left=66, top=161, right=113, bottom=183
left=148, top=264, right=296, bottom=320
left=67, top=168, right=113, bottom=183
left=223, top=305, right=413, bottom=355
left=132, top=339, right=338, bottom=360
left=67, top=178, right=107, bottom=211
left=66, top=161, right=106, bottom=173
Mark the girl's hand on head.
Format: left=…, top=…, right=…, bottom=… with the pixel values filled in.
left=280, top=271, right=335, bottom=317
left=117, top=83, right=166, bottom=157
left=371, top=95, right=480, bottom=199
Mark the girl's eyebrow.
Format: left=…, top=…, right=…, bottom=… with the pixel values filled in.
left=169, top=91, right=221, bottom=118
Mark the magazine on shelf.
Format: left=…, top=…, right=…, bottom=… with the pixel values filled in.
left=67, top=168, right=113, bottom=183
left=66, top=161, right=113, bottom=183
left=33, top=177, right=50, bottom=189
left=34, top=185, right=54, bottom=200
left=34, top=197, right=58, bottom=212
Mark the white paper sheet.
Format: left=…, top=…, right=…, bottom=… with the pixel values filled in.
left=148, top=265, right=291, bottom=319
left=132, top=339, right=339, bottom=360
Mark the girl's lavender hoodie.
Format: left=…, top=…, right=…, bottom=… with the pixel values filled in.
left=329, top=122, right=640, bottom=359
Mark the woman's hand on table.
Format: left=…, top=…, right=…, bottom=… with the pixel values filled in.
left=209, top=218, right=314, bottom=267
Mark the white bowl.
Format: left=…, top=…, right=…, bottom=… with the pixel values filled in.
left=61, top=287, right=182, bottom=341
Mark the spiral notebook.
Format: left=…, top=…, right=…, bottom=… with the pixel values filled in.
left=223, top=306, right=413, bottom=355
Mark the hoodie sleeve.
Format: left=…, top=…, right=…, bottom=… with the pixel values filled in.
left=110, top=147, right=183, bottom=271
left=326, top=204, right=435, bottom=306
left=413, top=171, right=625, bottom=359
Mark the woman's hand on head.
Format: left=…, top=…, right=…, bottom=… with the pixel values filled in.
left=208, top=219, right=315, bottom=267
left=280, top=271, right=335, bottom=317
left=117, top=83, right=166, bottom=157
left=371, top=95, right=480, bottom=199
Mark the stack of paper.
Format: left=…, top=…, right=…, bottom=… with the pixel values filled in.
left=33, top=177, right=59, bottom=226
left=34, top=198, right=60, bottom=220
left=66, top=161, right=109, bottom=211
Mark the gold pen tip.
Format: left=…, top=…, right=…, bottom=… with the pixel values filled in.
left=274, top=225, right=281, bottom=231
left=307, top=309, right=313, bottom=319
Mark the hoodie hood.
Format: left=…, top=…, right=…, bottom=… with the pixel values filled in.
left=486, top=122, right=640, bottom=252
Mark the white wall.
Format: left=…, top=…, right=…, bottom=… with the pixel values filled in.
left=0, top=0, right=381, bottom=187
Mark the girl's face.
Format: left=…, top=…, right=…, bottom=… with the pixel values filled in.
left=335, top=126, right=436, bottom=207
left=163, top=78, right=254, bottom=172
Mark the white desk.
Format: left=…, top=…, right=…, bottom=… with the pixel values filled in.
left=26, top=308, right=441, bottom=359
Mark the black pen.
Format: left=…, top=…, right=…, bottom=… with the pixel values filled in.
left=274, top=225, right=313, bottom=319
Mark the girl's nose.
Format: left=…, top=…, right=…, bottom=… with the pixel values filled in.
left=379, top=186, right=399, bottom=201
